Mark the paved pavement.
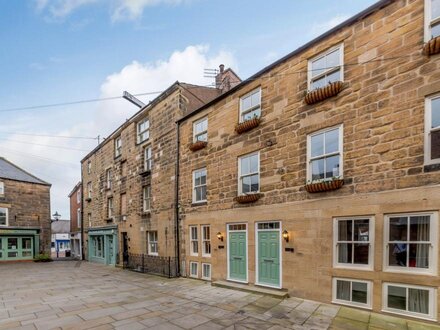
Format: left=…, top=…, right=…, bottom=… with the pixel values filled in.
left=0, top=261, right=439, bottom=330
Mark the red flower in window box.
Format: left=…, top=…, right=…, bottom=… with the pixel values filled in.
left=305, top=178, right=344, bottom=193
left=423, top=36, right=440, bottom=56
left=304, top=81, right=344, bottom=105
left=234, top=193, right=262, bottom=204
left=189, top=141, right=207, bottom=152
left=235, top=117, right=261, bottom=134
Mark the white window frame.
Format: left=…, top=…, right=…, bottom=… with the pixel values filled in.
left=189, top=261, right=198, bottom=278
left=383, top=282, right=437, bottom=321
left=0, top=182, right=4, bottom=195
left=383, top=212, right=438, bottom=276
left=307, top=125, right=344, bottom=182
left=88, top=213, right=91, bottom=227
left=147, top=231, right=158, bottom=256
left=114, top=136, right=122, bottom=157
left=424, top=94, right=440, bottom=165
left=143, top=186, right=151, bottom=212
left=77, top=208, right=81, bottom=229
left=193, top=117, right=208, bottom=142
left=202, top=263, right=211, bottom=280
left=0, top=207, right=8, bottom=226
left=87, top=182, right=92, bottom=199
left=106, top=168, right=112, bottom=189
left=87, top=161, right=91, bottom=174
left=332, top=278, right=372, bottom=309
left=189, top=226, right=199, bottom=256
left=76, top=190, right=80, bottom=203
left=238, top=152, right=260, bottom=196
left=137, top=118, right=150, bottom=144
left=425, top=0, right=440, bottom=41
left=144, top=146, right=152, bottom=171
left=107, top=198, right=113, bottom=218
left=201, top=225, right=211, bottom=257
left=333, top=216, right=374, bottom=270
left=192, top=168, right=207, bottom=203
left=307, top=43, right=344, bottom=91
left=239, top=88, right=261, bottom=123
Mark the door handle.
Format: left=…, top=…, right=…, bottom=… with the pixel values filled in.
left=233, top=257, right=242, bottom=260
left=263, top=259, right=274, bottom=263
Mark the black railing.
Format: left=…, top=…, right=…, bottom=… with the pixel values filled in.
left=124, top=253, right=178, bottom=278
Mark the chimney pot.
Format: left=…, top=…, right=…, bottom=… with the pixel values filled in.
left=219, top=64, right=225, bottom=73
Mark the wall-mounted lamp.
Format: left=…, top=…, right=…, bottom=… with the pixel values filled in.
left=216, top=232, right=224, bottom=241
left=282, top=230, right=289, bottom=243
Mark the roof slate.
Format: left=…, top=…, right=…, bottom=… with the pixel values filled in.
left=0, top=157, right=50, bottom=186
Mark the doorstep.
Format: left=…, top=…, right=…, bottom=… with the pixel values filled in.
left=212, top=280, right=289, bottom=299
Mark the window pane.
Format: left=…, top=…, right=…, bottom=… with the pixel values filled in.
left=388, top=286, right=407, bottom=310
left=326, top=69, right=341, bottom=84
left=431, top=98, right=440, bottom=128
left=338, top=220, right=352, bottom=241
left=389, top=217, right=407, bottom=241
left=326, top=49, right=340, bottom=68
left=409, top=216, right=430, bottom=241
left=353, top=244, right=369, bottom=264
left=325, top=129, right=339, bottom=154
left=250, top=174, right=259, bottom=192
left=251, top=90, right=260, bottom=107
left=201, top=186, right=207, bottom=200
left=389, top=243, right=407, bottom=267
left=325, top=155, right=340, bottom=178
left=352, top=282, right=368, bottom=304
left=22, top=238, right=32, bottom=249
left=408, top=288, right=429, bottom=314
left=311, top=133, right=324, bottom=157
left=432, top=22, right=440, bottom=38
left=311, top=76, right=326, bottom=90
left=250, top=154, right=259, bottom=173
left=242, top=95, right=251, bottom=110
left=409, top=244, right=429, bottom=268
left=243, top=108, right=261, bottom=121
left=432, top=0, right=440, bottom=20
left=8, top=238, right=17, bottom=249
left=311, top=159, right=325, bottom=181
left=242, top=176, right=251, bottom=193
left=241, top=157, right=250, bottom=175
left=338, top=243, right=352, bottom=263
left=353, top=219, right=369, bottom=242
left=336, top=280, right=350, bottom=301
left=311, top=56, right=326, bottom=78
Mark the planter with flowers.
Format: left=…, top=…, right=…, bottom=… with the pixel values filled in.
left=189, top=140, right=208, bottom=152
left=234, top=193, right=262, bottom=204
left=304, top=81, right=344, bottom=105
left=235, top=116, right=261, bottom=134
left=305, top=176, right=344, bottom=193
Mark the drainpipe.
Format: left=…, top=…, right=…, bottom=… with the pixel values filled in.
left=174, top=120, right=181, bottom=276
left=80, top=164, right=85, bottom=260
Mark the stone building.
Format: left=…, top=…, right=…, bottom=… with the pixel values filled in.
left=68, top=181, right=82, bottom=259
left=0, top=157, right=51, bottom=261
left=80, top=80, right=237, bottom=270
left=177, top=0, right=440, bottom=322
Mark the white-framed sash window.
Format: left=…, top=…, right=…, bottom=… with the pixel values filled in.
left=193, top=168, right=207, bottom=203
left=190, top=261, right=198, bottom=278
left=239, top=88, right=261, bottom=123
left=193, top=117, right=208, bottom=142
left=114, top=136, right=122, bottom=157
left=202, top=225, right=211, bottom=257
left=425, top=0, right=440, bottom=41
left=190, top=226, right=199, bottom=256
left=308, top=44, right=344, bottom=90
left=424, top=94, right=440, bottom=165
left=148, top=231, right=158, bottom=256
left=332, top=278, right=372, bottom=309
left=87, top=182, right=92, bottom=199
left=238, top=152, right=259, bottom=195
left=143, top=185, right=151, bottom=212
left=106, top=168, right=112, bottom=189
left=202, top=263, right=211, bottom=280
left=77, top=208, right=81, bottom=229
left=144, top=146, right=152, bottom=171
left=107, top=198, right=113, bottom=218
left=137, top=118, right=150, bottom=143
left=0, top=208, right=8, bottom=226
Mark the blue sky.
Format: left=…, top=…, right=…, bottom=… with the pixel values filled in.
left=0, top=0, right=377, bottom=218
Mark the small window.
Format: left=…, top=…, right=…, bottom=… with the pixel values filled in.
left=115, top=136, right=122, bottom=157
left=77, top=208, right=81, bottom=229
left=144, top=146, right=152, bottom=171
left=334, top=217, right=373, bottom=269
left=426, top=0, right=440, bottom=40
left=308, top=44, right=343, bottom=91
left=202, top=225, right=211, bottom=257
left=120, top=193, right=127, bottom=216
left=190, top=226, right=198, bottom=256
left=425, top=95, right=440, bottom=165
left=384, top=213, right=438, bottom=275
left=333, top=278, right=372, bottom=309
left=193, top=168, right=207, bottom=203
left=88, top=213, right=92, bottom=227
left=147, top=231, right=158, bottom=256
left=307, top=126, right=343, bottom=182
left=121, top=161, right=127, bottom=177
left=0, top=208, right=8, bottom=226
left=257, top=222, right=280, bottom=230
left=87, top=161, right=92, bottom=175
left=106, top=168, right=112, bottom=189
left=190, top=261, right=198, bottom=278
left=228, top=224, right=246, bottom=231
left=240, top=88, right=261, bottom=123
left=87, top=182, right=92, bottom=199
left=0, top=182, right=4, bottom=195
left=137, top=118, right=150, bottom=143
left=238, top=152, right=259, bottom=195
left=143, top=186, right=151, bottom=212
left=193, top=117, right=208, bottom=142
left=76, top=190, right=80, bottom=203
left=383, top=283, right=436, bottom=320
left=107, top=198, right=113, bottom=218
left=202, top=263, right=211, bottom=280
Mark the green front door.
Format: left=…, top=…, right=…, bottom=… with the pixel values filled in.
left=228, top=227, right=247, bottom=282
left=0, top=237, right=34, bottom=261
left=107, top=235, right=114, bottom=265
left=258, top=230, right=280, bottom=287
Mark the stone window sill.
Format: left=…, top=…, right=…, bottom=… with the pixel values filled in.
left=424, top=164, right=440, bottom=172
left=191, top=201, right=207, bottom=207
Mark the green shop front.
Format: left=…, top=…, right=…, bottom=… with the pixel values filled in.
left=88, top=226, right=118, bottom=265
left=0, top=227, right=40, bottom=261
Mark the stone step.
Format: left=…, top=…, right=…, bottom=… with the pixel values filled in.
left=212, top=280, right=289, bottom=299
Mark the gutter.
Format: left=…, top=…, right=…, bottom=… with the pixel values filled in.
left=80, top=170, right=85, bottom=260
left=174, top=119, right=181, bottom=276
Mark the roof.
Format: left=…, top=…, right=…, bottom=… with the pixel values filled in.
left=68, top=181, right=82, bottom=198
left=0, top=157, right=51, bottom=186
left=81, top=82, right=219, bottom=162
left=51, top=220, right=70, bottom=234
left=177, top=0, right=393, bottom=124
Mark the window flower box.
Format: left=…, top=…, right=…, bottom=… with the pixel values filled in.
left=304, top=81, right=344, bottom=105
left=234, top=193, right=262, bottom=204
left=423, top=36, right=440, bottom=56
left=305, top=178, right=344, bottom=193
left=235, top=117, right=261, bottom=134
left=189, top=140, right=208, bottom=152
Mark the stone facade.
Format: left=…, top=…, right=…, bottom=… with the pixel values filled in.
left=178, top=0, right=440, bottom=322
left=68, top=182, right=82, bottom=259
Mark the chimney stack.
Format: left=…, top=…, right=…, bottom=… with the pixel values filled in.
left=215, top=64, right=242, bottom=94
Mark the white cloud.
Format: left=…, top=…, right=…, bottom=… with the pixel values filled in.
left=310, top=14, right=350, bottom=37
left=111, top=0, right=189, bottom=21
left=35, top=0, right=98, bottom=19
